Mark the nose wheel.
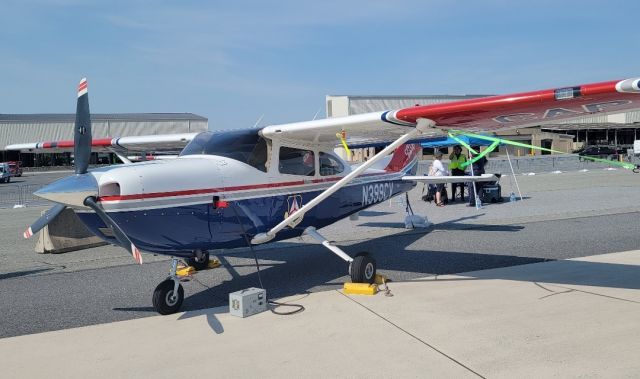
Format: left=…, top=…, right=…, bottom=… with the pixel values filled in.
left=152, top=257, right=185, bottom=315
left=152, top=279, right=184, bottom=315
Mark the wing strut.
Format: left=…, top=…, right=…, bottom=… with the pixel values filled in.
left=107, top=148, right=133, bottom=164
left=251, top=118, right=436, bottom=244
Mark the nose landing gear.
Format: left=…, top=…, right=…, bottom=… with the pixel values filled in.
left=152, top=258, right=185, bottom=315
left=151, top=251, right=220, bottom=315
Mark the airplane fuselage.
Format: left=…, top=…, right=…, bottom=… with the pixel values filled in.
left=72, top=152, right=417, bottom=256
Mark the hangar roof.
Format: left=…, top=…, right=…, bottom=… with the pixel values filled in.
left=0, top=113, right=207, bottom=123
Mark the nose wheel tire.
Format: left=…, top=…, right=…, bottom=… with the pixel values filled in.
left=187, top=251, right=210, bottom=271
left=152, top=279, right=184, bottom=315
left=350, top=252, right=376, bottom=284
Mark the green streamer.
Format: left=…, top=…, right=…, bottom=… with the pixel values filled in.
left=449, top=130, right=638, bottom=172
left=459, top=140, right=499, bottom=169
left=577, top=155, right=637, bottom=170
left=447, top=133, right=478, bottom=155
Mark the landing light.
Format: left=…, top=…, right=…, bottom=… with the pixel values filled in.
left=555, top=86, right=581, bottom=100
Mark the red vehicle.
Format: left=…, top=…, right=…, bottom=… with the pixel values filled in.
left=8, top=161, right=23, bottom=177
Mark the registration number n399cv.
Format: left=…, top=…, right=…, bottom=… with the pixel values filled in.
left=362, top=182, right=394, bottom=206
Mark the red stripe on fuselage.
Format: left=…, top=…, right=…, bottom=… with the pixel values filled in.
left=98, top=180, right=308, bottom=202
left=97, top=171, right=403, bottom=202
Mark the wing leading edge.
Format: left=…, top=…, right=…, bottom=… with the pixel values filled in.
left=262, top=78, right=640, bottom=147
left=5, top=133, right=198, bottom=153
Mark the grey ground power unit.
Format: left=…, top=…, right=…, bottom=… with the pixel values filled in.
left=229, top=288, right=268, bottom=318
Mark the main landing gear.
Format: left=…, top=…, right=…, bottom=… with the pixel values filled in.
left=350, top=252, right=377, bottom=284
left=152, top=250, right=214, bottom=315
left=186, top=249, right=210, bottom=270
left=304, top=227, right=377, bottom=284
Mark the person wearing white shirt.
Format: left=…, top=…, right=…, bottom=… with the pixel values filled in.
left=431, top=151, right=448, bottom=206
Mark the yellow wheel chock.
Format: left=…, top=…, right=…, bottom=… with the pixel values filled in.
left=343, top=274, right=389, bottom=295
left=176, top=259, right=222, bottom=278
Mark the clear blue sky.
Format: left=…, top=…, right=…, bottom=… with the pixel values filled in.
left=2, top=0, right=639, bottom=130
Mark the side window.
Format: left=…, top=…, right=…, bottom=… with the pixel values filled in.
left=279, top=147, right=315, bottom=176
left=246, top=137, right=268, bottom=172
left=319, top=152, right=344, bottom=176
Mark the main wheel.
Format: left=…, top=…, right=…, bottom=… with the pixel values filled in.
left=187, top=251, right=210, bottom=270
left=152, top=279, right=184, bottom=315
left=350, top=252, right=376, bottom=284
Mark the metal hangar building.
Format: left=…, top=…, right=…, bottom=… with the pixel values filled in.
left=0, top=113, right=208, bottom=166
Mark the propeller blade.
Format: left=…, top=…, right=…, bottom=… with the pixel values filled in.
left=83, top=196, right=143, bottom=264
left=23, top=203, right=67, bottom=239
left=74, top=78, right=92, bottom=175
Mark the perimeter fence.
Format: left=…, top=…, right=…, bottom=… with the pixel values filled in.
left=0, top=184, right=50, bottom=208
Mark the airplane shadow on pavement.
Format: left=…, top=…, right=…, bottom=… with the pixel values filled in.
left=173, top=224, right=540, bottom=332
left=116, top=223, right=640, bottom=334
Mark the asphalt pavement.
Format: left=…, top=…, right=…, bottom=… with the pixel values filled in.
left=1, top=169, right=639, bottom=338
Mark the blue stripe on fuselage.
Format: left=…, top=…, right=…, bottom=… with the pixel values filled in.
left=76, top=179, right=416, bottom=256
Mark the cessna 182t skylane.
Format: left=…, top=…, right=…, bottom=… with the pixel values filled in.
left=8, top=77, right=640, bottom=314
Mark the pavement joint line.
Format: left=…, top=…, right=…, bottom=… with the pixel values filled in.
left=550, top=285, right=640, bottom=305
left=533, top=282, right=556, bottom=293
left=539, top=289, right=576, bottom=300
left=336, top=289, right=487, bottom=379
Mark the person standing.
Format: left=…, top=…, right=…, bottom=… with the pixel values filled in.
left=449, top=145, right=467, bottom=202
left=468, top=148, right=488, bottom=207
left=431, top=151, right=448, bottom=206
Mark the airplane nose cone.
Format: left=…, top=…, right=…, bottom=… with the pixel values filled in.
left=34, top=174, right=98, bottom=207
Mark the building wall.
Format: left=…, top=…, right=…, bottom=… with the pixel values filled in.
left=0, top=115, right=207, bottom=149
left=0, top=114, right=208, bottom=165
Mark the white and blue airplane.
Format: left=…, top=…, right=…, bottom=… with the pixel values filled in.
left=7, top=77, right=640, bottom=314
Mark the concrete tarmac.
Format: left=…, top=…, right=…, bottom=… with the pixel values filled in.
left=1, top=249, right=638, bottom=378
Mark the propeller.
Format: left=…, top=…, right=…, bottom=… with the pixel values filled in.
left=83, top=196, right=143, bottom=264
left=23, top=203, right=67, bottom=238
left=74, top=77, right=92, bottom=175
left=23, top=78, right=142, bottom=264
left=24, top=78, right=93, bottom=239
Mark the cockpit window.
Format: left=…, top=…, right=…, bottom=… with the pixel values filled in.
left=180, top=130, right=268, bottom=172
left=279, top=147, right=315, bottom=176
left=319, top=152, right=344, bottom=176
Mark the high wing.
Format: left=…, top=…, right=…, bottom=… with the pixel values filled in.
left=5, top=133, right=198, bottom=153
left=261, top=78, right=640, bottom=147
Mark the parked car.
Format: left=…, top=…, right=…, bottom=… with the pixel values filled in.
left=0, top=163, right=11, bottom=183
left=8, top=161, right=23, bottom=177
left=578, top=146, right=624, bottom=160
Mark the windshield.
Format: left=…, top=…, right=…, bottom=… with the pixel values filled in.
left=180, top=129, right=268, bottom=172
